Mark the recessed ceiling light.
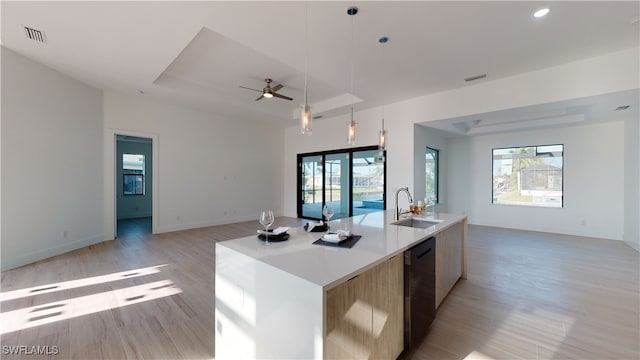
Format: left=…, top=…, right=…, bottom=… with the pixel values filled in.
left=534, top=8, right=550, bottom=18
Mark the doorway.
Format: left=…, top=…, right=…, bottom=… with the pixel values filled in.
left=115, top=135, right=153, bottom=237
left=297, top=146, right=386, bottom=220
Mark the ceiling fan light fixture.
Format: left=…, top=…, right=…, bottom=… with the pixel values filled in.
left=263, top=92, right=273, bottom=98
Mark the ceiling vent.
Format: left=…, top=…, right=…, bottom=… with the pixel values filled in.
left=464, top=73, right=487, bottom=82
left=615, top=105, right=631, bottom=111
left=24, top=26, right=47, bottom=44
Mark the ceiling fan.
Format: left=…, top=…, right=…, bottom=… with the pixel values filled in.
left=240, top=78, right=293, bottom=101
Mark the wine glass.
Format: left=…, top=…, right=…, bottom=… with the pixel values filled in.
left=322, top=204, right=335, bottom=222
left=259, top=210, right=275, bottom=246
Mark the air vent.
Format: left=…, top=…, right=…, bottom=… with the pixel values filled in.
left=312, top=115, right=323, bottom=120
left=24, top=26, right=46, bottom=43
left=464, top=74, right=487, bottom=82
left=616, top=105, right=631, bottom=111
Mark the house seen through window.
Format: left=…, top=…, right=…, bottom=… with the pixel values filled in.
left=492, top=144, right=563, bottom=208
left=123, top=154, right=145, bottom=195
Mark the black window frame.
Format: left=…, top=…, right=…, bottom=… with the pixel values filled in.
left=425, top=146, right=439, bottom=204
left=297, top=145, right=386, bottom=220
left=491, top=144, right=564, bottom=208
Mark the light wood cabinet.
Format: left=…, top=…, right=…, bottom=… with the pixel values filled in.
left=371, top=255, right=404, bottom=359
left=435, top=221, right=463, bottom=307
left=325, top=255, right=404, bottom=359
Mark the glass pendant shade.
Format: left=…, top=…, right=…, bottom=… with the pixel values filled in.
left=301, top=104, right=312, bottom=135
left=379, top=129, right=386, bottom=150
left=378, top=117, right=386, bottom=150
left=347, top=109, right=356, bottom=145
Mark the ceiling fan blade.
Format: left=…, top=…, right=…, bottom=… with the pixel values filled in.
left=273, top=93, right=293, bottom=101
left=239, top=86, right=263, bottom=93
left=271, top=84, right=283, bottom=92
left=255, top=94, right=264, bottom=101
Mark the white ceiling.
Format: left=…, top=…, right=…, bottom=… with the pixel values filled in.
left=2, top=1, right=638, bottom=132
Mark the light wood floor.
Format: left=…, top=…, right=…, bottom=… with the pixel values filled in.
left=1, top=221, right=638, bottom=359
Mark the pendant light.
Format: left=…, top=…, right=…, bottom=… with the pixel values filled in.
left=347, top=6, right=358, bottom=145
left=378, top=36, right=388, bottom=151
left=300, top=1, right=312, bottom=135
left=379, top=118, right=386, bottom=150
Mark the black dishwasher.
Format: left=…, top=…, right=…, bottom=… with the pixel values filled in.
left=404, top=236, right=436, bottom=350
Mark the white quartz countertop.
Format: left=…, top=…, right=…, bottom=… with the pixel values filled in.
left=217, top=210, right=466, bottom=290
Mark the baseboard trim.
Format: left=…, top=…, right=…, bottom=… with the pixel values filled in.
left=624, top=239, right=640, bottom=252
left=156, top=215, right=260, bottom=234
left=1, top=234, right=105, bottom=271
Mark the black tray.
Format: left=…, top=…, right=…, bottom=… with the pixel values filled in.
left=257, top=233, right=290, bottom=242
left=304, top=223, right=329, bottom=232
left=312, top=235, right=361, bottom=249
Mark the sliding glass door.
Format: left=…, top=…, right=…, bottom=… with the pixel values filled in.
left=300, top=155, right=323, bottom=219
left=325, top=153, right=350, bottom=219
left=298, top=146, right=386, bottom=221
left=352, top=149, right=385, bottom=216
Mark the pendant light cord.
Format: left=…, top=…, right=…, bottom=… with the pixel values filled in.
left=381, top=39, right=385, bottom=124
left=304, top=1, right=309, bottom=105
left=350, top=10, right=354, bottom=117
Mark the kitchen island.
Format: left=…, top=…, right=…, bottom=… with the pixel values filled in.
left=215, top=210, right=467, bottom=359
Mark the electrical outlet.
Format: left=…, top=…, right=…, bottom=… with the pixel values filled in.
left=176, top=215, right=181, bottom=221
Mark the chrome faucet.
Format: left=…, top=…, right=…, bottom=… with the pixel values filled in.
left=394, top=187, right=413, bottom=221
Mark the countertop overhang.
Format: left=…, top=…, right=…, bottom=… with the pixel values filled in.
left=217, top=210, right=466, bottom=290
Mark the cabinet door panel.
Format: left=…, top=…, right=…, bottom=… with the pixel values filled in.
left=325, top=271, right=373, bottom=359
left=436, top=222, right=463, bottom=308
left=325, top=256, right=403, bottom=359
left=372, top=255, right=404, bottom=359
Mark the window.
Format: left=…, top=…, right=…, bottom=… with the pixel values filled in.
left=123, top=154, right=145, bottom=195
left=492, top=144, right=563, bottom=208
left=425, top=147, right=439, bottom=203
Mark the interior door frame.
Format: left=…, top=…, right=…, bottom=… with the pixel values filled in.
left=105, top=129, right=159, bottom=239
left=297, top=145, right=386, bottom=220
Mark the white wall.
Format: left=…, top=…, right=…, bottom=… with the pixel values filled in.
left=413, top=125, right=449, bottom=212
left=1, top=47, right=104, bottom=270
left=284, top=48, right=638, bottom=241
left=116, top=138, right=153, bottom=220
left=103, top=91, right=284, bottom=237
left=624, top=118, right=639, bottom=251
left=447, top=122, right=625, bottom=240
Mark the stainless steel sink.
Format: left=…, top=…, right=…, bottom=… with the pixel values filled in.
left=392, top=218, right=443, bottom=229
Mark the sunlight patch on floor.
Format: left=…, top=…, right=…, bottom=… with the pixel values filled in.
left=0, top=279, right=181, bottom=334
left=483, top=306, right=576, bottom=358
left=0, top=264, right=167, bottom=302
left=463, top=350, right=496, bottom=359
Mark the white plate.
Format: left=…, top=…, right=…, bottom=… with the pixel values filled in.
left=322, top=234, right=347, bottom=243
